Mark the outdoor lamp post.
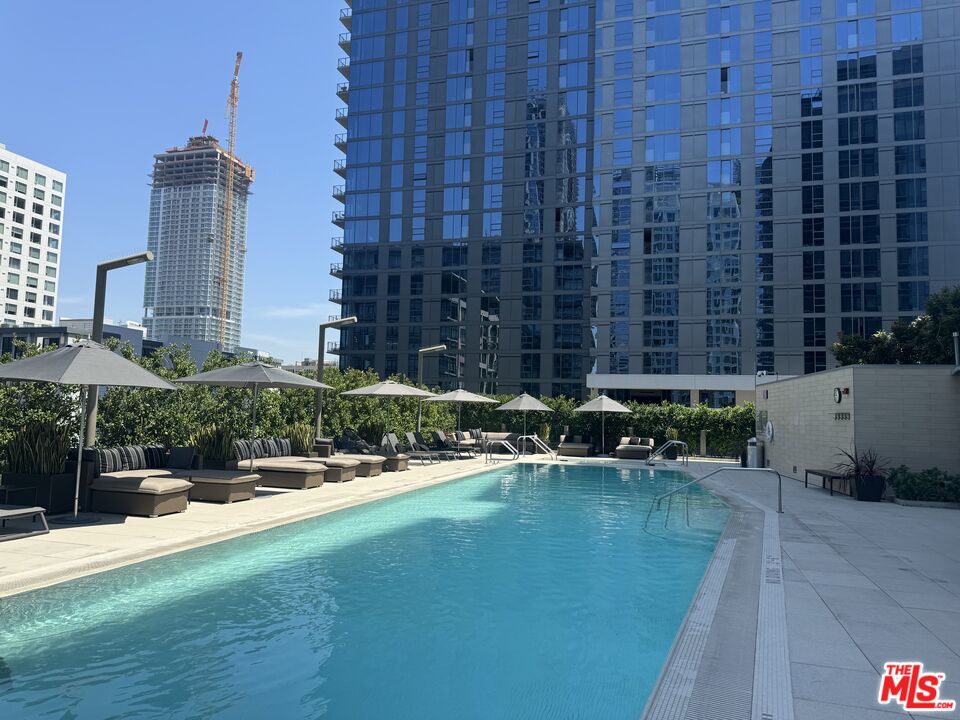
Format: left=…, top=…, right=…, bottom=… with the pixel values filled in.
left=416, top=344, right=447, bottom=432
left=314, top=315, right=357, bottom=443
left=83, top=251, right=154, bottom=446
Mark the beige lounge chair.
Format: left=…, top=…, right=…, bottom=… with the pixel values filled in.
left=614, top=437, right=655, bottom=460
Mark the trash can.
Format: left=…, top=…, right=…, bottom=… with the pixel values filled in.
left=746, top=437, right=765, bottom=468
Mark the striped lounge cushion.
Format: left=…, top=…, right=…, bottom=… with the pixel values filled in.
left=232, top=439, right=252, bottom=461
left=96, top=448, right=124, bottom=474
left=119, top=445, right=147, bottom=471
left=143, top=445, right=166, bottom=468
left=252, top=439, right=270, bottom=459
left=278, top=438, right=292, bottom=456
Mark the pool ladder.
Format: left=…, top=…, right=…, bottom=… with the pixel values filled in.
left=643, top=467, right=784, bottom=531
left=484, top=437, right=519, bottom=464
left=645, top=440, right=689, bottom=466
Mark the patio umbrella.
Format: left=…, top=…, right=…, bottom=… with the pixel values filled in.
left=340, top=379, right=436, bottom=398
left=496, top=393, right=553, bottom=453
left=426, top=389, right=497, bottom=433
left=341, top=379, right=437, bottom=444
left=177, top=362, right=332, bottom=469
left=574, top=394, right=632, bottom=454
left=0, top=340, right=177, bottom=520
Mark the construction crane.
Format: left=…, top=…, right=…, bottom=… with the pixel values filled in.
left=218, top=51, right=243, bottom=348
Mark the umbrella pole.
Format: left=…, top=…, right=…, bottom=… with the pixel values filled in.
left=523, top=411, right=526, bottom=457
left=73, top=385, right=87, bottom=519
left=602, top=410, right=605, bottom=457
left=457, top=402, right=462, bottom=434
left=250, top=385, right=259, bottom=473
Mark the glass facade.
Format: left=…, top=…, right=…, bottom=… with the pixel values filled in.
left=334, top=0, right=960, bottom=397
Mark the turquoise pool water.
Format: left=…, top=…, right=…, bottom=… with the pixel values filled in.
left=0, top=463, right=728, bottom=719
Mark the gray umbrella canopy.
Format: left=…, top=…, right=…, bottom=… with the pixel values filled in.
left=574, top=394, right=631, bottom=414
left=0, top=340, right=177, bottom=389
left=496, top=393, right=552, bottom=412
left=496, top=393, right=553, bottom=447
left=177, top=362, right=332, bottom=390
left=427, top=389, right=497, bottom=432
left=341, top=379, right=436, bottom=398
left=574, top=394, right=632, bottom=454
left=0, top=340, right=176, bottom=519
left=177, top=362, right=332, bottom=467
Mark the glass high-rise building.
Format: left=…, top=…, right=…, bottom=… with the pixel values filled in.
left=333, top=0, right=959, bottom=404
left=143, top=136, right=254, bottom=353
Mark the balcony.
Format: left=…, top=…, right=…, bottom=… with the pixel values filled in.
left=327, top=341, right=341, bottom=354
left=336, top=82, right=349, bottom=102
left=332, top=210, right=345, bottom=227
left=330, top=262, right=343, bottom=278
left=334, top=132, right=347, bottom=151
left=334, top=158, right=346, bottom=177
left=338, top=32, right=351, bottom=53
left=339, top=7, right=351, bottom=29
left=328, top=314, right=341, bottom=322
left=337, top=57, right=350, bottom=79
left=331, top=236, right=344, bottom=253
left=329, top=289, right=343, bottom=303
left=332, top=184, right=345, bottom=202
left=335, top=107, right=348, bottom=127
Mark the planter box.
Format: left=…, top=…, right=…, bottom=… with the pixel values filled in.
left=1, top=472, right=75, bottom=515
left=892, top=498, right=960, bottom=509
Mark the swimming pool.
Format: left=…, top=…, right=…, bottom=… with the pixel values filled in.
left=0, top=463, right=728, bottom=719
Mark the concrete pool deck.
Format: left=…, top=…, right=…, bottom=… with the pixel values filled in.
left=0, top=456, right=494, bottom=598
left=653, top=460, right=960, bottom=720
left=1, top=455, right=958, bottom=718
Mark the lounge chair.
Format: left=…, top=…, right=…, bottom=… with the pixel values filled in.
left=614, top=437, right=656, bottom=460
left=411, top=432, right=456, bottom=460
left=558, top=435, right=593, bottom=457
left=431, top=431, right=473, bottom=458
left=389, top=433, right=440, bottom=464
left=0, top=504, right=49, bottom=541
left=338, top=429, right=409, bottom=472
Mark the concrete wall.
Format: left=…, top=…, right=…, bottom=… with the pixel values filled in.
left=757, top=367, right=856, bottom=482
left=758, top=366, right=960, bottom=482
left=852, top=367, right=960, bottom=475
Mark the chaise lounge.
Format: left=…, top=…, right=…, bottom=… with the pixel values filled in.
left=558, top=435, right=593, bottom=457
left=227, top=438, right=360, bottom=484
left=84, top=446, right=236, bottom=517
left=614, top=437, right=656, bottom=460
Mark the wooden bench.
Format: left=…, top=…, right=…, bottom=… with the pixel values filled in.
left=804, top=468, right=850, bottom=497
left=0, top=504, right=50, bottom=541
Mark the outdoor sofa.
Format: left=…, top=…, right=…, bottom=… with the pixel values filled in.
left=614, top=437, right=656, bottom=460
left=82, top=446, right=260, bottom=517
left=227, top=438, right=360, bottom=484
left=558, top=436, right=593, bottom=457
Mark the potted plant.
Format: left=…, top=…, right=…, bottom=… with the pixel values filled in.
left=664, top=427, right=680, bottom=460
left=1, top=417, right=73, bottom=514
left=286, top=422, right=317, bottom=457
left=191, top=426, right=235, bottom=470
left=835, top=447, right=888, bottom=502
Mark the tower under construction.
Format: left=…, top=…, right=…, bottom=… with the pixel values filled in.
left=142, top=135, right=254, bottom=351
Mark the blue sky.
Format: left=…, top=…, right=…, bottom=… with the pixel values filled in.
left=0, top=1, right=344, bottom=362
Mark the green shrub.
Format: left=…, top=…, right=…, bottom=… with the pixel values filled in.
left=192, top=426, right=235, bottom=464
left=888, top=465, right=960, bottom=502
left=2, top=417, right=71, bottom=475
left=285, top=422, right=315, bottom=455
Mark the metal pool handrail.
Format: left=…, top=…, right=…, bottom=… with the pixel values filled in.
left=484, top=437, right=519, bottom=464
left=646, top=440, right=689, bottom=466
left=651, top=466, right=784, bottom=514
left=516, top=434, right=556, bottom=460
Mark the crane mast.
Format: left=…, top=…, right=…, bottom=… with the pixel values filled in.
left=218, top=51, right=242, bottom=348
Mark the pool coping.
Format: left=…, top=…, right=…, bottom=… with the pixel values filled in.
left=0, top=458, right=500, bottom=599
left=641, top=463, right=796, bottom=720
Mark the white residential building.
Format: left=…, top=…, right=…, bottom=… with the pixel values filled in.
left=0, top=143, right=65, bottom=327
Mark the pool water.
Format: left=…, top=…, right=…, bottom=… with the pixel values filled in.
left=0, top=463, right=728, bottom=720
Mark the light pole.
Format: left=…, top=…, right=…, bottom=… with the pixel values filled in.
left=83, top=251, right=153, bottom=446
left=315, top=315, right=357, bottom=443
left=416, top=344, right=446, bottom=432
